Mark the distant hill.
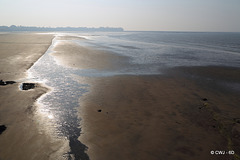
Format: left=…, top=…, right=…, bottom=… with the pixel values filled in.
left=0, top=25, right=124, bottom=32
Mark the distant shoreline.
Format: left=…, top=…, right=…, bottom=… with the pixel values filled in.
left=2, top=25, right=240, bottom=33
left=0, top=25, right=124, bottom=32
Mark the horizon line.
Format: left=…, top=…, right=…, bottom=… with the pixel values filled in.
left=0, top=25, right=240, bottom=33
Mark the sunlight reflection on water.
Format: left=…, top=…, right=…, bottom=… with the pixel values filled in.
left=28, top=36, right=91, bottom=159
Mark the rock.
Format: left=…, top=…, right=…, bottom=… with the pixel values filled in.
left=202, top=98, right=208, bottom=101
left=0, top=125, right=7, bottom=134
left=6, top=81, right=16, bottom=85
left=0, top=80, right=16, bottom=86
left=21, top=83, right=35, bottom=90
left=98, top=109, right=102, bottom=112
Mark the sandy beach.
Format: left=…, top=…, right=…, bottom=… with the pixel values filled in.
left=50, top=35, right=240, bottom=160
left=0, top=33, right=68, bottom=160
left=0, top=33, right=239, bottom=160
left=76, top=68, right=240, bottom=160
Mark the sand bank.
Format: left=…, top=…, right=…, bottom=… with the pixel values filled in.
left=0, top=33, right=68, bottom=160
left=77, top=67, right=240, bottom=160
left=51, top=40, right=128, bottom=70
left=0, top=33, right=53, bottom=80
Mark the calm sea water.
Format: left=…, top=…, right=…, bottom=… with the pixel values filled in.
left=28, top=31, right=240, bottom=160
left=74, top=31, right=240, bottom=69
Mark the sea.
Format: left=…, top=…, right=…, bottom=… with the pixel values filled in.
left=73, top=31, right=240, bottom=69
left=28, top=31, right=240, bottom=160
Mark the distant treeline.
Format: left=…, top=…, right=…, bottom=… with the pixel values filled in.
left=0, top=25, right=124, bottom=32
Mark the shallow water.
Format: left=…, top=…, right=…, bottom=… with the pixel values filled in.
left=67, top=31, right=240, bottom=68
left=28, top=37, right=90, bottom=159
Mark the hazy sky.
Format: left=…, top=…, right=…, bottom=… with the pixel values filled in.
left=0, top=0, right=240, bottom=32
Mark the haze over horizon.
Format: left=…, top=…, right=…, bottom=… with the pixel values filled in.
left=0, top=0, right=240, bottom=32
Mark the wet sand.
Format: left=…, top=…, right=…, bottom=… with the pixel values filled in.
left=76, top=68, right=240, bottom=160
left=49, top=36, right=240, bottom=160
left=0, top=33, right=68, bottom=160
left=1, top=33, right=239, bottom=160
left=0, top=33, right=53, bottom=79
left=51, top=40, right=128, bottom=70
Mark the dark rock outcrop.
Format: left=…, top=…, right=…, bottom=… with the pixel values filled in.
left=0, top=80, right=16, bottom=86
left=21, top=83, right=35, bottom=90
left=0, top=125, right=7, bottom=134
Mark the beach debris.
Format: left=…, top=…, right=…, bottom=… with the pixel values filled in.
left=0, top=125, right=7, bottom=135
left=0, top=80, right=16, bottom=86
left=203, top=102, right=208, bottom=107
left=0, top=80, right=5, bottom=85
left=98, top=109, right=102, bottom=112
left=201, top=98, right=208, bottom=107
left=21, top=83, right=35, bottom=90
